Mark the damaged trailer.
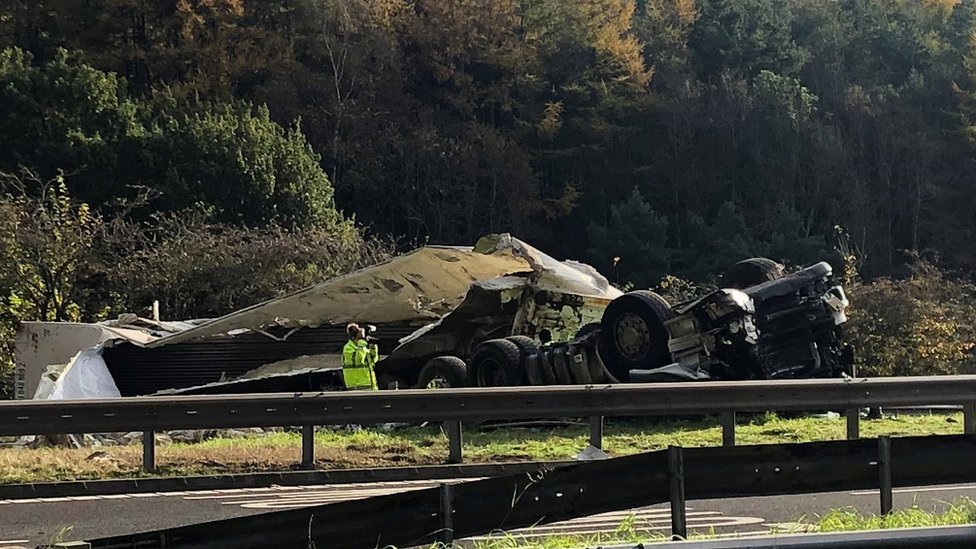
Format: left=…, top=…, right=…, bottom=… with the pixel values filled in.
left=377, top=254, right=856, bottom=389
left=15, top=233, right=855, bottom=400
left=14, top=235, right=582, bottom=398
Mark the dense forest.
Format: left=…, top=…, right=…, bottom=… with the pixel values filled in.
left=3, top=0, right=976, bottom=391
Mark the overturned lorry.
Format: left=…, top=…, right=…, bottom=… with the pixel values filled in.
left=16, top=233, right=852, bottom=400
left=376, top=239, right=855, bottom=389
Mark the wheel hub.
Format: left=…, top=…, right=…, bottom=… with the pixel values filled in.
left=615, top=312, right=651, bottom=360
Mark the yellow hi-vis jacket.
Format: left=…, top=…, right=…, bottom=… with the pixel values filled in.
left=342, top=339, right=379, bottom=390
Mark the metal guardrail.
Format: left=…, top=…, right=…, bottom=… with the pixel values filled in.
left=70, top=434, right=976, bottom=549
left=4, top=375, right=976, bottom=473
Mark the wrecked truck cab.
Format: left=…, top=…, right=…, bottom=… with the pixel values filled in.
left=627, top=261, right=854, bottom=383
left=388, top=255, right=855, bottom=389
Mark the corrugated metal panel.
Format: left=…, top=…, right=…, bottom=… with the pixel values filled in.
left=103, top=324, right=418, bottom=396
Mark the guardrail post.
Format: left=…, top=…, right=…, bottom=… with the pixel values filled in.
left=668, top=445, right=687, bottom=540
left=142, top=430, right=155, bottom=473
left=439, top=483, right=455, bottom=546
left=878, top=436, right=893, bottom=516
left=301, top=425, right=315, bottom=469
left=589, top=416, right=604, bottom=449
left=846, top=408, right=860, bottom=440
left=965, top=403, right=976, bottom=435
left=721, top=412, right=735, bottom=447
left=447, top=421, right=463, bottom=464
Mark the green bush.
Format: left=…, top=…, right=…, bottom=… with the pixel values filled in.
left=97, top=214, right=393, bottom=320
left=845, top=261, right=976, bottom=376
left=0, top=172, right=393, bottom=399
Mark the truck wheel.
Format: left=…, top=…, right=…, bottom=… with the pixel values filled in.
left=599, top=291, right=673, bottom=381
left=566, top=344, right=593, bottom=384
left=505, top=335, right=540, bottom=385
left=416, top=356, right=467, bottom=389
left=552, top=347, right=574, bottom=384
left=523, top=354, right=544, bottom=385
left=587, top=347, right=606, bottom=382
left=469, top=339, right=522, bottom=387
left=575, top=323, right=600, bottom=339
left=723, top=258, right=785, bottom=289
left=539, top=351, right=558, bottom=384
left=506, top=335, right=540, bottom=358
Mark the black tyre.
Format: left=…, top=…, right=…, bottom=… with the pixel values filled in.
left=539, top=351, right=558, bottom=384
left=587, top=349, right=606, bottom=383
left=599, top=290, right=674, bottom=381
left=723, top=258, right=785, bottom=289
left=575, top=322, right=600, bottom=339
left=506, top=335, right=540, bottom=357
left=566, top=344, right=593, bottom=384
left=552, top=347, right=574, bottom=384
left=505, top=335, right=540, bottom=385
left=416, top=356, right=467, bottom=389
left=468, top=339, right=523, bottom=387
left=523, top=353, right=544, bottom=385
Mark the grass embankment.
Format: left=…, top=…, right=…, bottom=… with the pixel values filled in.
left=0, top=412, right=963, bottom=484
left=458, top=499, right=976, bottom=549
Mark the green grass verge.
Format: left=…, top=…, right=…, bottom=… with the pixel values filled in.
left=0, top=412, right=965, bottom=483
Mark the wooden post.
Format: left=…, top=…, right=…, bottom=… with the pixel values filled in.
left=668, top=446, right=687, bottom=540
left=721, top=412, right=736, bottom=447
left=964, top=403, right=976, bottom=435
left=301, top=425, right=315, bottom=469
left=589, top=416, right=604, bottom=449
left=142, top=430, right=155, bottom=473
left=439, top=483, right=455, bottom=546
left=846, top=408, right=860, bottom=440
left=447, top=421, right=463, bottom=464
left=878, top=436, right=893, bottom=516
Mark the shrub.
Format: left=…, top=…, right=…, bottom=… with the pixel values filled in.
left=845, top=261, right=976, bottom=376
left=97, top=214, right=394, bottom=320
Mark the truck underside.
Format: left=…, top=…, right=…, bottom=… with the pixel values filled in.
left=375, top=256, right=854, bottom=390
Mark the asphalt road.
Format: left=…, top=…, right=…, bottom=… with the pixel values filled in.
left=3, top=481, right=976, bottom=547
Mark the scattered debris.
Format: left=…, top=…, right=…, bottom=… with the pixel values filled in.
left=575, top=445, right=610, bottom=461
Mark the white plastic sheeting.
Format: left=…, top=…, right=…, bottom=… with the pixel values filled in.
left=48, top=346, right=121, bottom=400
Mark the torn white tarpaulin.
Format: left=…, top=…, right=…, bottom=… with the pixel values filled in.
left=141, top=237, right=536, bottom=347
left=15, top=317, right=200, bottom=400
left=474, top=234, right=622, bottom=299
left=48, top=346, right=121, bottom=400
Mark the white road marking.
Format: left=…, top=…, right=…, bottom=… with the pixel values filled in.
left=0, top=541, right=30, bottom=545
left=465, top=507, right=767, bottom=540
left=0, top=483, right=771, bottom=541
left=0, top=480, right=455, bottom=506
left=850, top=483, right=976, bottom=496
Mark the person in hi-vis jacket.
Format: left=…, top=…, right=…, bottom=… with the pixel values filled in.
left=341, top=323, right=379, bottom=390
